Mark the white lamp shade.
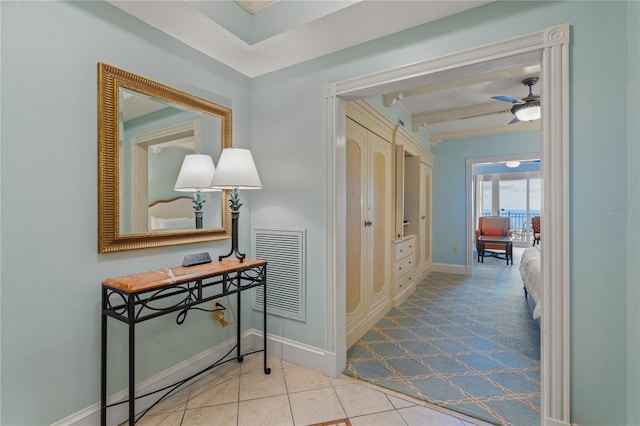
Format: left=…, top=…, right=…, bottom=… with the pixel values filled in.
left=210, top=148, right=262, bottom=189
left=513, top=101, right=541, bottom=122
left=174, top=154, right=218, bottom=192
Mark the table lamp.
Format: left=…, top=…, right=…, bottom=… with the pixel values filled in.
left=174, top=153, right=217, bottom=229
left=210, top=147, right=262, bottom=262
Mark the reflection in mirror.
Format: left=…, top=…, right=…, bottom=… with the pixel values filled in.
left=98, top=63, right=232, bottom=253
left=119, top=88, right=222, bottom=234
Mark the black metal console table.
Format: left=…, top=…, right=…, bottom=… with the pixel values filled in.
left=101, top=258, right=269, bottom=425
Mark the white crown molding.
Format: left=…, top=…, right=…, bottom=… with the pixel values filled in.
left=234, top=0, right=274, bottom=14
left=107, top=1, right=491, bottom=78
left=382, top=92, right=404, bottom=108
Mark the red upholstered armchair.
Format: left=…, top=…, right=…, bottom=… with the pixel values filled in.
left=532, top=216, right=541, bottom=246
left=475, top=216, right=512, bottom=254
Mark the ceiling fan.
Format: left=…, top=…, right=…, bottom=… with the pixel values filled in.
left=493, top=77, right=541, bottom=124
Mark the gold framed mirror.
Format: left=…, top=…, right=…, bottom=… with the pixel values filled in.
left=98, top=63, right=231, bottom=253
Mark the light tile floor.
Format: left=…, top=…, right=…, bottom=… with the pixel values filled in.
left=132, top=353, right=493, bottom=426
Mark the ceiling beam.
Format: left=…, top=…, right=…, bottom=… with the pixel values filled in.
left=412, top=102, right=512, bottom=131
left=429, top=121, right=540, bottom=146
left=383, top=64, right=540, bottom=107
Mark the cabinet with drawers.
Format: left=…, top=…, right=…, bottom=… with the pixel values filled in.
left=394, top=235, right=416, bottom=305
left=393, top=125, right=434, bottom=277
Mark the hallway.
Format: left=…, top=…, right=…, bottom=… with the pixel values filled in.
left=345, top=248, right=540, bottom=425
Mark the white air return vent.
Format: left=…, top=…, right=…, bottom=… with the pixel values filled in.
left=252, top=228, right=306, bottom=322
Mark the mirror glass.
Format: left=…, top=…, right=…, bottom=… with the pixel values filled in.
left=98, top=63, right=232, bottom=252
left=119, top=88, right=223, bottom=233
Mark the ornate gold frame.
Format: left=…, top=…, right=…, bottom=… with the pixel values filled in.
left=98, top=63, right=232, bottom=253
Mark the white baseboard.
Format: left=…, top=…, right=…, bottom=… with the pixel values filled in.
left=346, top=299, right=391, bottom=349
left=243, top=330, right=333, bottom=376
left=544, top=417, right=572, bottom=426
left=392, top=266, right=432, bottom=307
left=431, top=263, right=468, bottom=275
left=414, top=264, right=433, bottom=281
left=419, top=262, right=433, bottom=273
left=392, top=280, right=417, bottom=307
left=54, top=330, right=329, bottom=425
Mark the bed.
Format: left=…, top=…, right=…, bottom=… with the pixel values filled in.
left=519, top=245, right=542, bottom=323
left=148, top=196, right=195, bottom=231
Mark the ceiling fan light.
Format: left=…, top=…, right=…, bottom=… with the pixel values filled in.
left=512, top=100, right=541, bottom=121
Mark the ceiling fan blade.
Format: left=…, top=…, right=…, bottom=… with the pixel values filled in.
left=508, top=116, right=520, bottom=125
left=492, top=95, right=522, bottom=103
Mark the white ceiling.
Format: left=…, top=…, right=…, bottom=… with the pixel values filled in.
left=396, top=61, right=542, bottom=145
left=109, top=0, right=541, bottom=144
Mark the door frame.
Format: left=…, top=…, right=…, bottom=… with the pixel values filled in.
left=324, top=24, right=571, bottom=425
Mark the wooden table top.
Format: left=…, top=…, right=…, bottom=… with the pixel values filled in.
left=102, top=258, right=267, bottom=294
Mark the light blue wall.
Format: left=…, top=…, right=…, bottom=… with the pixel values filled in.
left=1, top=1, right=639, bottom=425
left=0, top=1, right=251, bottom=424
left=431, top=131, right=540, bottom=265
left=627, top=1, right=640, bottom=423
left=147, top=146, right=185, bottom=202
left=563, top=4, right=629, bottom=425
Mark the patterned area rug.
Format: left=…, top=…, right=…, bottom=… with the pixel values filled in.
left=345, top=249, right=540, bottom=425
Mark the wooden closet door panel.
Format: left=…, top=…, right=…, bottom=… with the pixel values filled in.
left=369, top=133, right=391, bottom=297
left=345, top=107, right=393, bottom=348
left=422, top=164, right=432, bottom=263
left=371, top=150, right=387, bottom=294
left=345, top=123, right=365, bottom=316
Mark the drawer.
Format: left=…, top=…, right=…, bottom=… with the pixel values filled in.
left=395, top=271, right=416, bottom=295
left=395, top=273, right=409, bottom=295
left=395, top=237, right=415, bottom=260
left=395, top=253, right=415, bottom=277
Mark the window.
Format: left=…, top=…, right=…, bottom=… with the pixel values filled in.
left=475, top=169, right=541, bottom=245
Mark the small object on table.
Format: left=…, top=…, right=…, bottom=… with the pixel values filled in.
left=182, top=252, right=212, bottom=267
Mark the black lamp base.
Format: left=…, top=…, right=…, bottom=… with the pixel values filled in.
left=219, top=211, right=245, bottom=263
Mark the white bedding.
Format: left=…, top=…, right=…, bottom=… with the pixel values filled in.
left=150, top=216, right=195, bottom=230
left=148, top=196, right=195, bottom=231
left=520, top=246, right=542, bottom=320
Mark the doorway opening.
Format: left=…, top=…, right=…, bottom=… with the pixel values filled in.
left=325, top=24, right=570, bottom=425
